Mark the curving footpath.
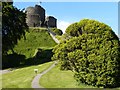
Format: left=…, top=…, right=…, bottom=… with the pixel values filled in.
left=32, top=28, right=59, bottom=89
left=31, top=61, right=57, bottom=89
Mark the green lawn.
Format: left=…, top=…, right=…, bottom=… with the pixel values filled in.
left=40, top=64, right=120, bottom=89
left=40, top=65, right=96, bottom=88
left=0, top=74, right=2, bottom=89
left=1, top=61, right=54, bottom=88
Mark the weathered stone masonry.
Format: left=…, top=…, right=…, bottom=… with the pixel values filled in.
left=26, top=5, right=57, bottom=28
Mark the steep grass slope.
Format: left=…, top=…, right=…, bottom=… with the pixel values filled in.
left=10, top=28, right=56, bottom=58
left=3, top=28, right=56, bottom=68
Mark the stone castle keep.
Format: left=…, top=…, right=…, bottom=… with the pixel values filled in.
left=26, top=5, right=57, bottom=28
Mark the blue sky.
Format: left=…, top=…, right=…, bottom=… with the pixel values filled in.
left=13, top=1, right=118, bottom=35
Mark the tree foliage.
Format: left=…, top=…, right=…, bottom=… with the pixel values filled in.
left=2, top=2, right=28, bottom=55
left=52, top=19, right=120, bottom=88
left=51, top=28, right=63, bottom=35
left=65, top=22, right=81, bottom=37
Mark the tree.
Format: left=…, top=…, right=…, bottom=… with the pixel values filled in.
left=65, top=22, right=81, bottom=37
left=2, top=2, right=28, bottom=55
left=51, top=28, right=63, bottom=35
left=52, top=19, right=120, bottom=88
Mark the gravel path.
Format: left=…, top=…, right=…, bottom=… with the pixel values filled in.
left=47, top=28, right=60, bottom=44
left=31, top=61, right=57, bottom=89
left=49, top=33, right=60, bottom=44
left=0, top=69, right=11, bottom=74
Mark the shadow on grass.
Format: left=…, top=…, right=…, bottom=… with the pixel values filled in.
left=25, top=49, right=54, bottom=65
left=2, top=49, right=54, bottom=69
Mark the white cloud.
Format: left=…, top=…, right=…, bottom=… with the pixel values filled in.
left=57, top=21, right=71, bottom=33
left=46, top=13, right=49, bottom=17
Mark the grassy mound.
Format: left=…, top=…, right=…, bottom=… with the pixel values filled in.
left=9, top=28, right=56, bottom=58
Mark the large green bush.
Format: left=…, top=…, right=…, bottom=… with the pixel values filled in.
left=66, top=19, right=114, bottom=37
left=52, top=19, right=120, bottom=88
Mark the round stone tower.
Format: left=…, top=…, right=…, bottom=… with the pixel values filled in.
left=34, top=5, right=45, bottom=26
left=26, top=7, right=36, bottom=14
left=26, top=5, right=45, bottom=27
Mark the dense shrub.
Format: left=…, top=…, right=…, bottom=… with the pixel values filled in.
left=66, top=19, right=114, bottom=37
left=66, top=22, right=81, bottom=37
left=51, top=28, right=63, bottom=35
left=52, top=19, right=120, bottom=88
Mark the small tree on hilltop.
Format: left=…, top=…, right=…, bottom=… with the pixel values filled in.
left=51, top=28, right=63, bottom=35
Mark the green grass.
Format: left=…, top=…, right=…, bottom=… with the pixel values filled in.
left=8, top=28, right=56, bottom=58
left=3, top=28, right=57, bottom=68
left=55, top=33, right=71, bottom=43
left=40, top=65, right=96, bottom=88
left=0, top=74, right=2, bottom=89
left=1, top=61, right=54, bottom=88
left=1, top=28, right=57, bottom=88
left=40, top=64, right=120, bottom=89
